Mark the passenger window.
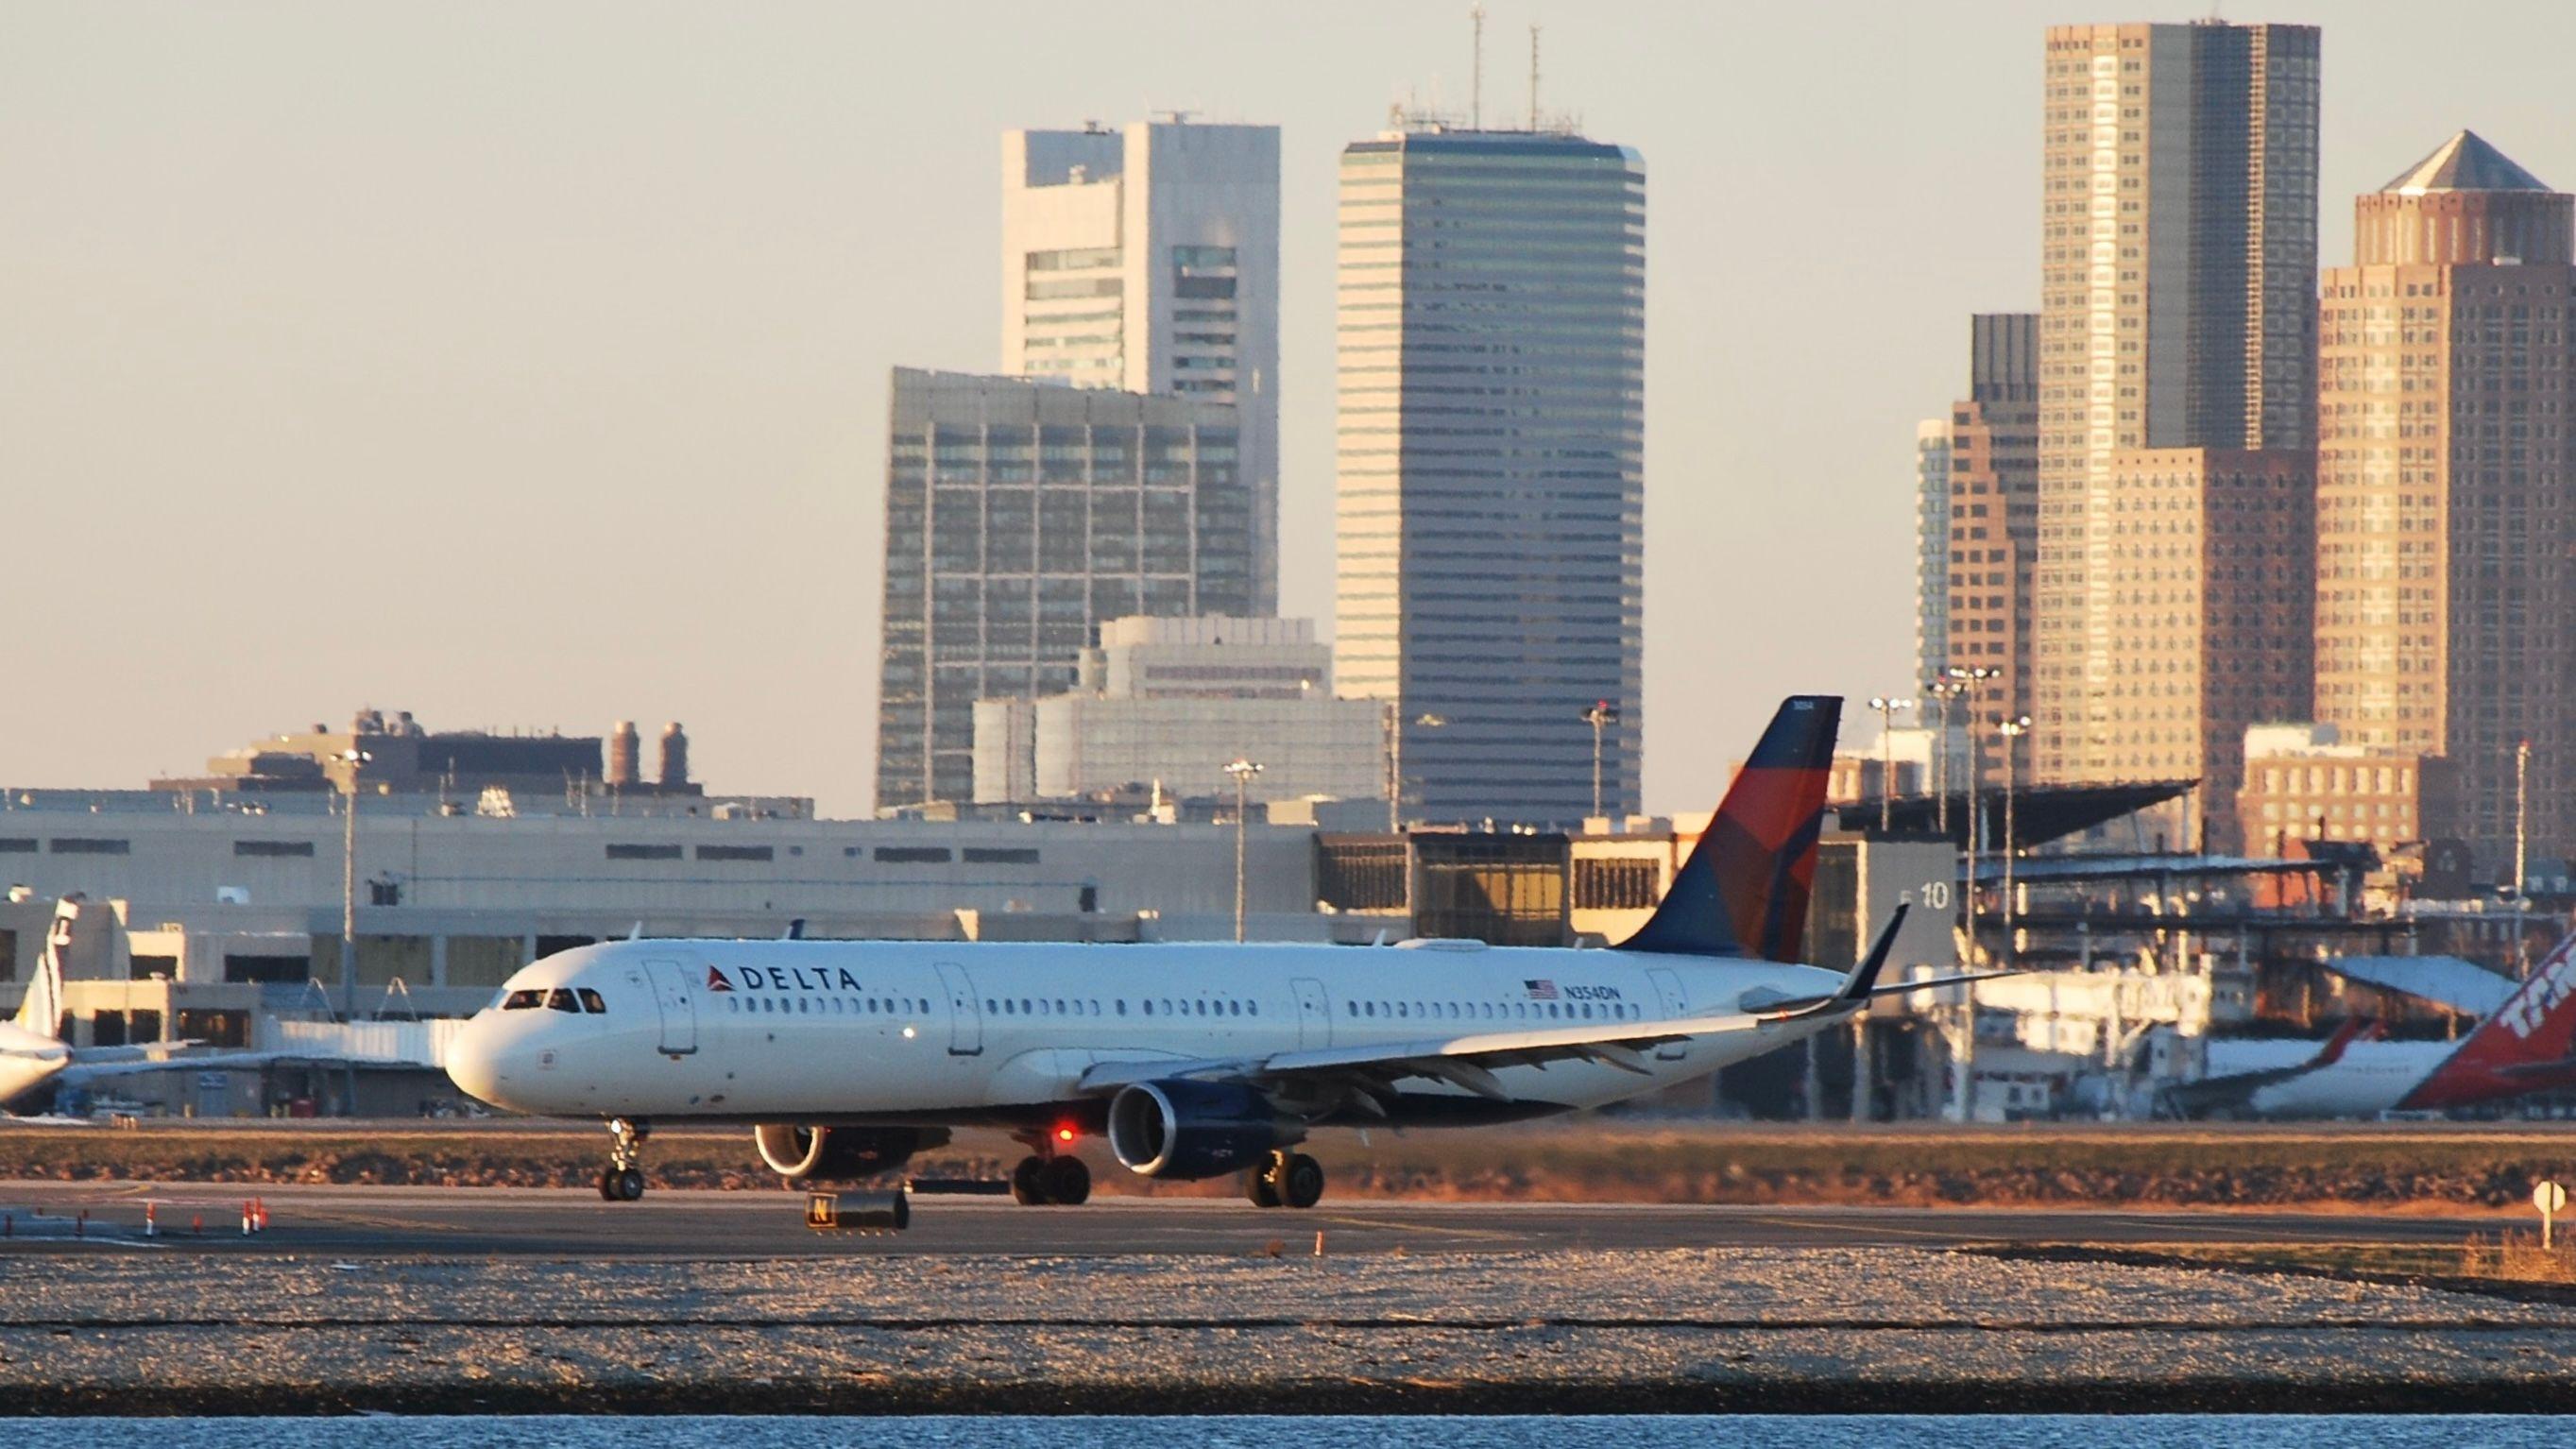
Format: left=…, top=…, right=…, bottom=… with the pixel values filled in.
left=1117, top=1000, right=1128, bottom=1015
left=578, top=988, right=606, bottom=1014
left=1248, top=1001, right=1257, bottom=1016
left=1020, top=998, right=1032, bottom=1015
left=726, top=998, right=739, bottom=1014
left=547, top=988, right=580, bottom=1014
left=503, top=990, right=543, bottom=1011
left=1054, top=998, right=1066, bottom=1014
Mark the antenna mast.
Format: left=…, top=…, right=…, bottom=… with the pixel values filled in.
left=1470, top=5, right=1486, bottom=128
left=1528, top=25, right=1542, bottom=130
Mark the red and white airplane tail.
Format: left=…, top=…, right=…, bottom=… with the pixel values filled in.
left=2401, top=925, right=2576, bottom=1110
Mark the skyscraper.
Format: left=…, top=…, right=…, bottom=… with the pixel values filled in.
left=2313, top=131, right=2576, bottom=878
left=1913, top=418, right=1953, bottom=690
left=874, top=369, right=1251, bottom=810
left=1940, top=314, right=2040, bottom=783
left=2032, top=20, right=2322, bottom=844
left=1333, top=121, right=1646, bottom=826
left=1001, top=119, right=1282, bottom=613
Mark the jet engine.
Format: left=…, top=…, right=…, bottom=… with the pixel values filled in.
left=752, top=1124, right=949, bottom=1183
left=1105, top=1080, right=1303, bottom=1180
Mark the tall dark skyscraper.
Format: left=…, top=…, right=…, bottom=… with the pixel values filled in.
left=1333, top=121, right=1646, bottom=826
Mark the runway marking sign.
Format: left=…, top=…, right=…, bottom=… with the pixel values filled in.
left=2536, top=1179, right=2567, bottom=1249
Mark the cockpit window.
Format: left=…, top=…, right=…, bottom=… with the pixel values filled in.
left=546, top=988, right=580, bottom=1014
left=502, top=989, right=544, bottom=1011
left=577, top=988, right=606, bottom=1014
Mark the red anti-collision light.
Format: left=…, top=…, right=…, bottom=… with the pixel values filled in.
left=1055, top=1126, right=1077, bottom=1143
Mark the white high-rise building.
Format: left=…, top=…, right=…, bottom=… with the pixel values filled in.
left=1002, top=118, right=1282, bottom=613
left=972, top=616, right=1386, bottom=807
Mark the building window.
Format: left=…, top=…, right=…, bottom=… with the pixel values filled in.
left=963, top=846, right=1040, bottom=865
left=49, top=839, right=129, bottom=856
left=695, top=844, right=775, bottom=862
left=606, top=844, right=684, bottom=861
left=0, top=839, right=36, bottom=854
left=873, top=846, right=953, bottom=863
left=232, top=840, right=317, bottom=858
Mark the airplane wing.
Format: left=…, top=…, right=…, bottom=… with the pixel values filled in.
left=2156, top=1017, right=2376, bottom=1118
left=1074, top=1008, right=1777, bottom=1100
left=1076, top=908, right=1989, bottom=1106
left=58, top=1050, right=318, bottom=1084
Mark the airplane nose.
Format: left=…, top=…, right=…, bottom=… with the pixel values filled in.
left=444, top=1014, right=512, bottom=1106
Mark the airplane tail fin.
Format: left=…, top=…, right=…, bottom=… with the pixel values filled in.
left=2405, top=926, right=2576, bottom=1108
left=12, top=898, right=73, bottom=1043
left=1616, top=695, right=1840, bottom=962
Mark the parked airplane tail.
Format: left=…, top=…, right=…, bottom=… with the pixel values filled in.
left=1616, top=695, right=1840, bottom=963
left=11, top=899, right=72, bottom=1044
left=2402, top=925, right=2576, bottom=1110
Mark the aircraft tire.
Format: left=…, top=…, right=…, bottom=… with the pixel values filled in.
left=1042, top=1154, right=1091, bottom=1205
left=613, top=1167, right=646, bottom=1202
left=596, top=1168, right=621, bottom=1202
left=1245, top=1166, right=1283, bottom=1208
left=1010, top=1154, right=1049, bottom=1205
left=1280, top=1153, right=1324, bottom=1210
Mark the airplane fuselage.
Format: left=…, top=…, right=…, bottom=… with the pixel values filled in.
left=448, top=937, right=1850, bottom=1129
left=2239, top=1039, right=2459, bottom=1117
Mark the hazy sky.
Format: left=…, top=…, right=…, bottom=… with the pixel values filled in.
left=9, top=2, right=2575, bottom=818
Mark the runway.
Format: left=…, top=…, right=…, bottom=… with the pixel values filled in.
left=0, top=1180, right=2506, bottom=1257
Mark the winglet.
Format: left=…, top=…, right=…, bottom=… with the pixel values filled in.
left=2312, top=1014, right=2372, bottom=1068
left=1834, top=902, right=1909, bottom=1005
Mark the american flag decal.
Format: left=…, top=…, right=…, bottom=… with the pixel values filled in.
left=1524, top=979, right=1559, bottom=1000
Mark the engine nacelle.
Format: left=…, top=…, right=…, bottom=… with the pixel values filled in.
left=752, top=1124, right=949, bottom=1183
left=1106, top=1080, right=1302, bottom=1181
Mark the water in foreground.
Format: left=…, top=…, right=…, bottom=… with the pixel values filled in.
left=0, top=1416, right=2557, bottom=1448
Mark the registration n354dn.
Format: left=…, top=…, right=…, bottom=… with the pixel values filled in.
left=446, top=695, right=1968, bottom=1208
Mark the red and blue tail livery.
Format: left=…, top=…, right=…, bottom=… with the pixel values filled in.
left=1617, top=695, right=1840, bottom=963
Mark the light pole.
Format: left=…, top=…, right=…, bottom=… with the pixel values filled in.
left=1226, top=758, right=1264, bottom=944
left=1867, top=695, right=1917, bottom=832
left=1923, top=678, right=1962, bottom=835
left=1582, top=700, right=1621, bottom=822
left=1384, top=707, right=1446, bottom=832
left=1946, top=666, right=1996, bottom=965
left=334, top=748, right=373, bottom=1022
left=1998, top=715, right=2030, bottom=967
left=2516, top=738, right=2533, bottom=977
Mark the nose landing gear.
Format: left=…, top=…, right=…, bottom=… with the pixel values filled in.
left=597, top=1117, right=651, bottom=1202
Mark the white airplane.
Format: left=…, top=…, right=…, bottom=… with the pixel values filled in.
left=2158, top=925, right=2576, bottom=1118
left=448, top=695, right=1979, bottom=1208
left=0, top=897, right=286, bottom=1111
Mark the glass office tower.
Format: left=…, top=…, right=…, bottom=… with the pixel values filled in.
left=1333, top=124, right=1646, bottom=826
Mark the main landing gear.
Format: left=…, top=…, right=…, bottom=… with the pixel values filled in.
left=1245, top=1150, right=1324, bottom=1210
left=1008, top=1130, right=1091, bottom=1206
left=597, top=1117, right=650, bottom=1202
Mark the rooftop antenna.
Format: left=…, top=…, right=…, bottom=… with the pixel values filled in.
left=1471, top=5, right=1485, bottom=128
left=1528, top=24, right=1541, bottom=130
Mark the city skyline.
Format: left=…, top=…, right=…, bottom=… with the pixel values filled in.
left=10, top=3, right=2576, bottom=819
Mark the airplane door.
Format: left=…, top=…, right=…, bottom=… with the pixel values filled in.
left=643, top=960, right=697, bottom=1055
left=1645, top=967, right=1688, bottom=1062
left=935, top=963, right=982, bottom=1056
left=1291, top=978, right=1331, bottom=1049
